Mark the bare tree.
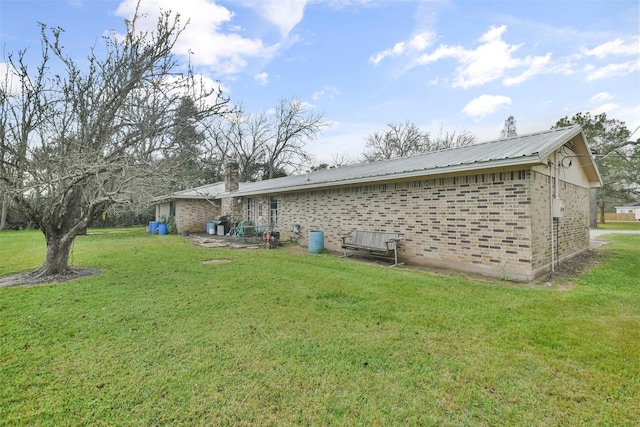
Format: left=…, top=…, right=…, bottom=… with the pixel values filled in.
left=0, top=5, right=227, bottom=277
left=431, top=125, right=476, bottom=150
left=264, top=98, right=329, bottom=179
left=208, top=98, right=328, bottom=181
left=331, top=151, right=355, bottom=168
left=221, top=107, right=270, bottom=182
left=362, top=122, right=476, bottom=162
left=500, top=116, right=517, bottom=138
left=363, top=121, right=430, bottom=162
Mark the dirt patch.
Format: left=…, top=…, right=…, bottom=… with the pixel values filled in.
left=0, top=267, right=102, bottom=289
left=532, top=249, right=604, bottom=289
left=202, top=259, right=232, bottom=265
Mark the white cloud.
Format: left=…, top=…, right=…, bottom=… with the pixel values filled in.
left=416, top=25, right=524, bottom=88
left=370, top=31, right=435, bottom=65
left=592, top=103, right=620, bottom=116
left=0, top=62, right=23, bottom=96
left=254, top=72, right=269, bottom=85
left=503, top=53, right=552, bottom=85
left=312, top=84, right=341, bottom=101
left=249, top=0, right=307, bottom=38
left=581, top=36, right=640, bottom=59
left=591, top=92, right=613, bottom=102
left=585, top=59, right=640, bottom=81
left=115, top=0, right=279, bottom=75
left=461, top=94, right=511, bottom=118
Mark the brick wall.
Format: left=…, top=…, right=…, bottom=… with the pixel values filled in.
left=529, top=171, right=590, bottom=276
left=232, top=168, right=591, bottom=281
left=175, top=199, right=220, bottom=233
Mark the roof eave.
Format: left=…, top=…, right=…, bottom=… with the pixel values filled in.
left=217, top=156, right=542, bottom=198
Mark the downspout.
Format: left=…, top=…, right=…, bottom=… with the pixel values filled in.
left=554, top=150, right=560, bottom=268
left=549, top=152, right=556, bottom=274
left=550, top=170, right=555, bottom=274
left=550, top=150, right=561, bottom=274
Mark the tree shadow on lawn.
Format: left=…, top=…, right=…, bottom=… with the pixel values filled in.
left=0, top=267, right=102, bottom=289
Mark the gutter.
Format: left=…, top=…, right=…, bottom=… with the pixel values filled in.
left=216, top=155, right=544, bottom=198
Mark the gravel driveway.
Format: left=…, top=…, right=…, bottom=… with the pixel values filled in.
left=590, top=229, right=640, bottom=249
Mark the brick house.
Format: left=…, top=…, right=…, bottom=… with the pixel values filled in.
left=157, top=125, right=601, bottom=281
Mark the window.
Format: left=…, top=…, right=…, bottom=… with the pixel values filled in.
left=270, top=197, right=278, bottom=226
left=246, top=198, right=254, bottom=221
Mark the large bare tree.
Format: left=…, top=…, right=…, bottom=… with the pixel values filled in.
left=204, top=98, right=328, bottom=181
left=362, top=121, right=475, bottom=162
left=0, top=6, right=227, bottom=278
left=363, top=121, right=429, bottom=162
left=264, top=98, right=329, bottom=179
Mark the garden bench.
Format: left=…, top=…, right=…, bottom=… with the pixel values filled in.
left=341, top=230, right=402, bottom=267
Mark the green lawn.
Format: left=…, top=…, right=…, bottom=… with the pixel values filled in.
left=1, top=229, right=639, bottom=425
left=594, top=221, right=640, bottom=230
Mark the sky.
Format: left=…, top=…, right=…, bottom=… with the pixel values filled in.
left=1, top=0, right=639, bottom=164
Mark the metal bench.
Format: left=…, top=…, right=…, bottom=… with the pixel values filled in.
left=341, top=230, right=402, bottom=267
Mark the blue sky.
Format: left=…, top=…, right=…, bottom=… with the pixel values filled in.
left=1, top=0, right=638, bottom=164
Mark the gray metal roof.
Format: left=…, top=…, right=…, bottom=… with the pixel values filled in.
left=222, top=125, right=599, bottom=197
left=152, top=181, right=230, bottom=202
left=615, top=202, right=640, bottom=208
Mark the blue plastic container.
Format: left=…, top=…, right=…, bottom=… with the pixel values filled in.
left=308, top=230, right=324, bottom=254
left=158, top=223, right=168, bottom=235
left=149, top=221, right=160, bottom=234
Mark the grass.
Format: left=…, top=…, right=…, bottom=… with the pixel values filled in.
left=1, top=228, right=639, bottom=425
left=594, top=221, right=640, bottom=230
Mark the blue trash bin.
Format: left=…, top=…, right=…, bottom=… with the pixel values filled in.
left=308, top=230, right=324, bottom=254
left=149, top=221, right=160, bottom=234
left=158, top=223, right=168, bottom=235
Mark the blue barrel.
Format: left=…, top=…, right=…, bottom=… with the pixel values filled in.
left=308, top=230, right=324, bottom=254
left=157, top=223, right=168, bottom=235
left=149, top=221, right=160, bottom=234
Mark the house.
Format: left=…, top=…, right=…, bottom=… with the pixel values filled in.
left=152, top=162, right=244, bottom=233
left=615, top=202, right=640, bottom=220
left=156, top=125, right=602, bottom=281
left=152, top=181, right=224, bottom=233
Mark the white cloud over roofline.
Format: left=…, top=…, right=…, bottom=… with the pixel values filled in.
left=461, top=94, right=512, bottom=118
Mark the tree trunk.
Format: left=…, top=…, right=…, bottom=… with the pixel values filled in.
left=35, top=232, right=75, bottom=277
left=599, top=202, right=606, bottom=224
left=0, top=193, right=7, bottom=230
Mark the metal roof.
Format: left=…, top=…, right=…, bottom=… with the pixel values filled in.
left=615, top=202, right=640, bottom=208
left=222, top=125, right=600, bottom=197
left=151, top=181, right=230, bottom=202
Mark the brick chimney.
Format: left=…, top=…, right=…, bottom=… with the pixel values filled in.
left=222, top=160, right=241, bottom=220
left=225, top=160, right=239, bottom=193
